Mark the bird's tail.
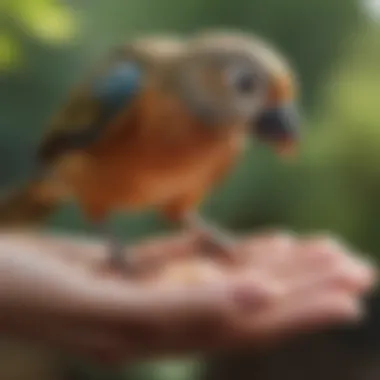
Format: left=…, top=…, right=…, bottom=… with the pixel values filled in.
left=0, top=172, right=65, bottom=228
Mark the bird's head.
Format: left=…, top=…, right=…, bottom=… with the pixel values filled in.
left=175, top=30, right=300, bottom=156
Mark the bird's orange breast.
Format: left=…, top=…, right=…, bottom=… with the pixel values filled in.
left=59, top=90, right=245, bottom=220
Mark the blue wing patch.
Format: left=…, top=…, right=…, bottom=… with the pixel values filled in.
left=93, top=62, right=142, bottom=112
left=37, top=61, right=143, bottom=163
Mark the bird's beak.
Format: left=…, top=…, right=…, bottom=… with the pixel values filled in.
left=254, top=102, right=300, bottom=158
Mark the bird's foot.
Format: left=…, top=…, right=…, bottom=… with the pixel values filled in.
left=103, top=239, right=163, bottom=278
left=193, top=225, right=241, bottom=266
left=182, top=212, right=241, bottom=265
left=93, top=223, right=152, bottom=277
left=101, top=240, right=142, bottom=278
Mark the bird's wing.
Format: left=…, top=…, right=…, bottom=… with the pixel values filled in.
left=37, top=46, right=145, bottom=165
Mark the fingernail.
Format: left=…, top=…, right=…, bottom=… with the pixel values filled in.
left=358, top=256, right=378, bottom=279
left=344, top=261, right=377, bottom=289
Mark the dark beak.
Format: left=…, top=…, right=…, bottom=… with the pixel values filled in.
left=254, top=103, right=300, bottom=156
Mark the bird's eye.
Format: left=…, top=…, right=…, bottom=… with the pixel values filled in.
left=227, top=67, right=259, bottom=95
left=235, top=72, right=258, bottom=94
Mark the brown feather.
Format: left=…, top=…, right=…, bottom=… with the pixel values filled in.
left=55, top=88, right=246, bottom=222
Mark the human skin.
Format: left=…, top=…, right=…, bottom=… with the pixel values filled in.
left=0, top=230, right=375, bottom=364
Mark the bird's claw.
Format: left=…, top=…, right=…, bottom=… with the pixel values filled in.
left=105, top=243, right=163, bottom=278
left=194, top=229, right=240, bottom=265
left=100, top=242, right=141, bottom=277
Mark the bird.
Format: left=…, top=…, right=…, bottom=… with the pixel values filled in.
left=0, top=30, right=300, bottom=274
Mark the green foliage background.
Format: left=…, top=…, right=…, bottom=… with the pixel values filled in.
left=1, top=0, right=380, bottom=379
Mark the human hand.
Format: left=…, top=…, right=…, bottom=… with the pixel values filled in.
left=0, top=230, right=375, bottom=364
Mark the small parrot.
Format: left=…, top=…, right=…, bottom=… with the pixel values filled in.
left=0, top=30, right=300, bottom=273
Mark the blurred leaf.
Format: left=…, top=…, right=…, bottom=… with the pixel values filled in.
left=8, top=0, right=78, bottom=44
left=130, top=359, right=202, bottom=380
left=0, top=33, right=21, bottom=70
left=283, top=23, right=380, bottom=256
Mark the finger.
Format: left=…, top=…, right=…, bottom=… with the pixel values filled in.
left=227, top=261, right=373, bottom=347
left=138, top=290, right=364, bottom=357
left=244, top=258, right=374, bottom=342
left=294, top=235, right=358, bottom=271
left=239, top=232, right=349, bottom=283
left=269, top=235, right=375, bottom=286
left=252, top=292, right=363, bottom=342
left=238, top=233, right=345, bottom=285
left=228, top=291, right=364, bottom=351
left=275, top=236, right=351, bottom=282
left=285, top=258, right=376, bottom=297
